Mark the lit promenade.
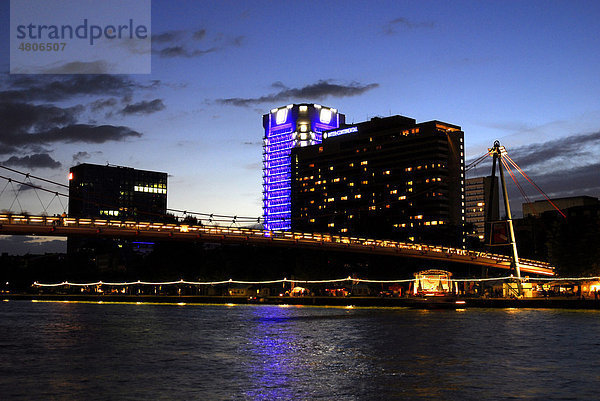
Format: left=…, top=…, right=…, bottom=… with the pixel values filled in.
left=0, top=213, right=554, bottom=276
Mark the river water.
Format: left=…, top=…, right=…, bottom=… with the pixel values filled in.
left=1, top=301, right=599, bottom=400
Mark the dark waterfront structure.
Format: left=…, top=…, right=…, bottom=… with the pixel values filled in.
left=68, top=163, right=167, bottom=221
left=263, top=104, right=344, bottom=231
left=515, top=196, right=600, bottom=276
left=290, top=115, right=466, bottom=246
left=465, top=176, right=499, bottom=242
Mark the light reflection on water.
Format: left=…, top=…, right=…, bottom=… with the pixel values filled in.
left=1, top=301, right=600, bottom=400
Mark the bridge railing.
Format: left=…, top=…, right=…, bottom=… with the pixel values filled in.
left=0, top=213, right=554, bottom=273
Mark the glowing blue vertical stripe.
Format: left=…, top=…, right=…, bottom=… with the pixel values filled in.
left=263, top=106, right=341, bottom=231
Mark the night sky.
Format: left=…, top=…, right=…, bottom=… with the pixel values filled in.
left=1, top=0, right=600, bottom=253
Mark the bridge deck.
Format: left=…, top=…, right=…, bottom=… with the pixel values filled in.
left=0, top=214, right=555, bottom=276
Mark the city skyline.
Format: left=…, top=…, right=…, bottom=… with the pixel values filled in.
left=1, top=1, right=600, bottom=254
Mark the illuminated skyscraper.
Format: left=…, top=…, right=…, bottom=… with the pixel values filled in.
left=263, top=104, right=344, bottom=231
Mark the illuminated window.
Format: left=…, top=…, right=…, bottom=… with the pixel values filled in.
left=341, top=196, right=348, bottom=201
left=318, top=146, right=324, bottom=152
left=299, top=105, right=308, bottom=112
left=355, top=194, right=361, bottom=199
left=349, top=163, right=354, bottom=167
left=275, top=108, right=288, bottom=124
left=405, top=167, right=412, bottom=172
left=320, top=108, right=332, bottom=124
left=398, top=196, right=406, bottom=200
left=328, top=222, right=335, bottom=228
left=369, top=206, right=376, bottom=210
left=361, top=161, right=368, bottom=165
left=390, top=190, right=397, bottom=194
left=383, top=170, right=391, bottom=175
left=349, top=182, right=355, bottom=187
left=341, top=228, right=348, bottom=233
left=361, top=180, right=368, bottom=185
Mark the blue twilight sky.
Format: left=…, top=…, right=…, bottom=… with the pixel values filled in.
left=1, top=0, right=600, bottom=253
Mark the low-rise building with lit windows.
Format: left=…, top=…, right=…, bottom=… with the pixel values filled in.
left=290, top=115, right=466, bottom=246
left=68, top=163, right=167, bottom=221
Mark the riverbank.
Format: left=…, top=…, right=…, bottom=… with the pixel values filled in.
left=3, top=293, right=600, bottom=309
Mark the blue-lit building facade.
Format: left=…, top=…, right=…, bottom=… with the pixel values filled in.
left=263, top=104, right=344, bottom=231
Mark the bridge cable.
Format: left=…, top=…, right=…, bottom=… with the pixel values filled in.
left=500, top=158, right=532, bottom=205
left=503, top=153, right=566, bottom=218
left=465, top=152, right=491, bottom=172
left=0, top=165, right=69, bottom=188
left=8, top=179, right=25, bottom=213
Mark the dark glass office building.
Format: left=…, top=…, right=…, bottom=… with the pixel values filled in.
left=291, top=115, right=466, bottom=246
left=68, top=163, right=167, bottom=221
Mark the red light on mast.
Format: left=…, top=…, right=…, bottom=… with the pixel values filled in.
left=68, top=172, right=73, bottom=180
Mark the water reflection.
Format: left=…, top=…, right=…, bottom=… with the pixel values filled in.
left=2, top=302, right=600, bottom=400
left=244, top=306, right=298, bottom=400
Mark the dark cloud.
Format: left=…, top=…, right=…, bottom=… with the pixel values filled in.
left=384, top=17, right=435, bottom=34
left=90, top=98, right=118, bottom=112
left=0, top=75, right=152, bottom=103
left=120, top=99, right=166, bottom=115
left=37, top=60, right=114, bottom=74
left=193, top=29, right=207, bottom=40
left=1, top=153, right=61, bottom=169
left=155, top=46, right=218, bottom=58
left=217, top=80, right=379, bottom=107
left=73, top=151, right=89, bottom=164
left=0, top=102, right=81, bottom=137
left=35, top=125, right=142, bottom=144
left=151, top=28, right=242, bottom=58
left=504, top=131, right=600, bottom=172
left=0, top=102, right=142, bottom=148
left=152, top=30, right=186, bottom=43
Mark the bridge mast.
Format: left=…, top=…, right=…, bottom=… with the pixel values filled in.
left=488, top=141, right=522, bottom=281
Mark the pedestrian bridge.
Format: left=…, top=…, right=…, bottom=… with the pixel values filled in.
left=0, top=213, right=555, bottom=276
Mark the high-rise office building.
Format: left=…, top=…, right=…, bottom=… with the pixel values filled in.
left=68, top=163, right=168, bottom=220
left=263, top=104, right=344, bottom=231
left=465, top=176, right=499, bottom=241
left=290, top=115, right=466, bottom=246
